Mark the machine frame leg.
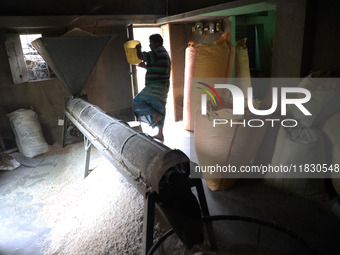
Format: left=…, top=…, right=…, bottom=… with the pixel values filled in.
left=61, top=111, right=68, bottom=148
left=191, top=178, right=217, bottom=251
left=84, top=136, right=92, bottom=178
left=142, top=192, right=157, bottom=255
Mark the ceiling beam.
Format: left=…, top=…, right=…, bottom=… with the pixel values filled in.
left=0, top=15, right=162, bottom=31
left=157, top=0, right=276, bottom=24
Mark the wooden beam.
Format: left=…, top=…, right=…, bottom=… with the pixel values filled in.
left=157, top=0, right=276, bottom=24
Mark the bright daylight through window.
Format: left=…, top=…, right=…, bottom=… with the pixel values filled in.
left=19, top=34, right=55, bottom=81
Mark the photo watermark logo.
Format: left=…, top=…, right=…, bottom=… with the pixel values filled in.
left=196, top=82, right=223, bottom=115
left=198, top=83, right=312, bottom=128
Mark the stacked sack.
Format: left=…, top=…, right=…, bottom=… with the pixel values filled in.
left=264, top=71, right=340, bottom=201
left=322, top=111, right=340, bottom=218
left=183, top=33, right=235, bottom=131
left=195, top=98, right=268, bottom=190
left=192, top=37, right=269, bottom=190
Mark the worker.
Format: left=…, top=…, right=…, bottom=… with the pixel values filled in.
left=133, top=34, right=171, bottom=141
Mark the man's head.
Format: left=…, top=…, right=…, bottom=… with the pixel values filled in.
left=149, top=34, right=163, bottom=50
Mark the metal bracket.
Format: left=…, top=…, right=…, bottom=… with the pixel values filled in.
left=142, top=178, right=215, bottom=255
left=190, top=178, right=217, bottom=251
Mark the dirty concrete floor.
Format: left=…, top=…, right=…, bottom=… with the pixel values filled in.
left=1, top=120, right=340, bottom=255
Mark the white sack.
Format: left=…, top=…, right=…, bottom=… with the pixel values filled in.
left=7, top=109, right=49, bottom=158
left=265, top=125, right=328, bottom=201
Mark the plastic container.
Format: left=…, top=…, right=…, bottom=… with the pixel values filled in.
left=123, top=40, right=142, bottom=65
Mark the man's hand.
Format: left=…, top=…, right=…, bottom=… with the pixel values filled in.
left=138, top=62, right=146, bottom=68
left=136, top=43, right=143, bottom=60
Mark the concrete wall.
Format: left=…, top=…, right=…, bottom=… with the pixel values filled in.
left=271, top=0, right=307, bottom=77
left=272, top=0, right=340, bottom=77
left=0, top=26, right=133, bottom=145
left=310, top=0, right=340, bottom=71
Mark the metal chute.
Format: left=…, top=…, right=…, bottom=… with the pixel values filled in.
left=32, top=36, right=109, bottom=96
left=64, top=97, right=206, bottom=251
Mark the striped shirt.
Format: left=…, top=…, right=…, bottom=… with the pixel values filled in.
left=142, top=46, right=171, bottom=86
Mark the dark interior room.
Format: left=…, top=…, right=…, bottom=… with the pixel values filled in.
left=1, top=0, right=340, bottom=254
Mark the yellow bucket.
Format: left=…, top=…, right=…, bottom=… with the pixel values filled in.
left=124, top=40, right=142, bottom=65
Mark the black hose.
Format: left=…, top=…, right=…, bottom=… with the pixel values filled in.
left=147, top=214, right=321, bottom=255
left=147, top=229, right=175, bottom=255
left=202, top=215, right=320, bottom=255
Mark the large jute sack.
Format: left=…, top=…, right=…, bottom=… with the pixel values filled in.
left=194, top=100, right=268, bottom=191
left=184, top=34, right=235, bottom=131
left=264, top=125, right=329, bottom=201
left=193, top=33, right=235, bottom=78
left=235, top=38, right=251, bottom=94
left=287, top=71, right=340, bottom=127
left=321, top=112, right=340, bottom=196
left=183, top=42, right=198, bottom=131
left=185, top=77, right=231, bottom=133
left=7, top=109, right=49, bottom=158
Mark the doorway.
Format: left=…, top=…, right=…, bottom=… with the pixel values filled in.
left=132, top=26, right=174, bottom=122
left=132, top=27, right=161, bottom=93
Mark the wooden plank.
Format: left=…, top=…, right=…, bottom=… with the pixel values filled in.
left=169, top=24, right=187, bottom=121
left=4, top=33, right=28, bottom=84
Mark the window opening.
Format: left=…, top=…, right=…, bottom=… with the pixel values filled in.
left=19, top=34, right=55, bottom=81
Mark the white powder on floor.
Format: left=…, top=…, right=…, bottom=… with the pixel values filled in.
left=33, top=143, right=144, bottom=254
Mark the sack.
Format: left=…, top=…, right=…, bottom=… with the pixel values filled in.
left=183, top=34, right=235, bottom=131
left=321, top=112, right=340, bottom=195
left=194, top=99, right=268, bottom=190
left=264, top=125, right=328, bottom=201
left=7, top=109, right=49, bottom=158
left=193, top=33, right=235, bottom=78
left=183, top=42, right=198, bottom=130
left=287, top=72, right=340, bottom=127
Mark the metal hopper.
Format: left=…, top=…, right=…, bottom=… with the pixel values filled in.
left=32, top=33, right=109, bottom=96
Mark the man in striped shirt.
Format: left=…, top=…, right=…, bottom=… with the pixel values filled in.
left=134, top=34, right=171, bottom=141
